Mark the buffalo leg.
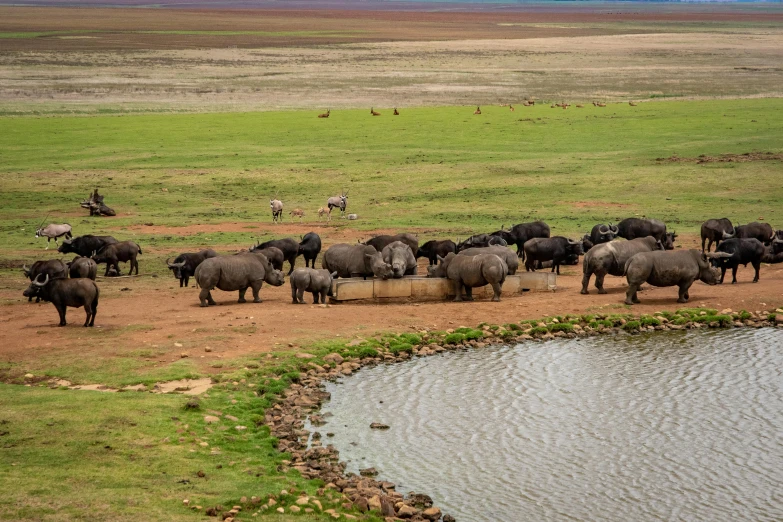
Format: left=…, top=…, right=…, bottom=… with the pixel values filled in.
left=288, top=258, right=296, bottom=276
left=553, top=262, right=559, bottom=275
left=580, top=270, right=592, bottom=295
left=719, top=267, right=726, bottom=284
left=731, top=266, right=738, bottom=284
left=89, top=296, right=98, bottom=326
left=83, top=303, right=92, bottom=326
left=252, top=282, right=263, bottom=303
left=752, top=261, right=760, bottom=283
left=702, top=237, right=708, bottom=252
left=180, top=278, right=185, bottom=288
left=57, top=305, right=67, bottom=326
left=490, top=283, right=502, bottom=302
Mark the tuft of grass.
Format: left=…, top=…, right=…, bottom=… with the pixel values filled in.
left=623, top=320, right=641, bottom=332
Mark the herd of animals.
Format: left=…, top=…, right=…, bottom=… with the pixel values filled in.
left=20, top=216, right=783, bottom=327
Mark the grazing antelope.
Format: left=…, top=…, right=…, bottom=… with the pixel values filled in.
left=576, top=104, right=584, bottom=108
left=509, top=105, right=515, bottom=112
left=270, top=199, right=283, bottom=223
left=289, top=208, right=305, bottom=221
left=562, top=103, right=570, bottom=109
left=36, top=222, right=73, bottom=249
left=393, top=108, right=399, bottom=115
left=318, top=207, right=331, bottom=221
left=318, top=109, right=330, bottom=118
left=371, top=108, right=381, bottom=116
left=629, top=101, right=638, bottom=106
left=527, top=99, right=536, bottom=105
left=597, top=102, right=607, bottom=107
left=474, top=106, right=481, bottom=115
left=523, top=101, right=531, bottom=107
left=327, top=189, right=348, bottom=218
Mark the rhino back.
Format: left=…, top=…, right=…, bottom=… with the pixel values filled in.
left=323, top=244, right=373, bottom=277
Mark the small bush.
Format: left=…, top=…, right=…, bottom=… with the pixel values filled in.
left=529, top=326, right=549, bottom=336
left=640, top=316, right=661, bottom=327
left=506, top=323, right=523, bottom=331
left=463, top=330, right=484, bottom=341
left=396, top=333, right=422, bottom=345
left=735, top=310, right=752, bottom=321
left=443, top=333, right=465, bottom=345
left=388, top=342, right=413, bottom=354
left=623, top=320, right=641, bottom=332
left=548, top=323, right=574, bottom=333
left=357, top=347, right=379, bottom=359
left=672, top=316, right=689, bottom=326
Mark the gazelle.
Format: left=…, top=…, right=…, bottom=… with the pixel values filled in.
left=318, top=109, right=330, bottom=118
left=371, top=108, right=381, bottom=116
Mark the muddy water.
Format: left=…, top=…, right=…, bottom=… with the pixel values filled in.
left=321, top=329, right=783, bottom=521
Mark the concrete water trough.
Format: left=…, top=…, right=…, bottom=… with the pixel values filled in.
left=329, top=272, right=556, bottom=301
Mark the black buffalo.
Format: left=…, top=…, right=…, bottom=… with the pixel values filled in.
left=700, top=218, right=734, bottom=252
left=456, top=234, right=506, bottom=252
left=23, top=273, right=99, bottom=327
left=22, top=259, right=68, bottom=302
left=92, top=241, right=142, bottom=276
left=725, top=222, right=775, bottom=245
left=711, top=238, right=766, bottom=284
left=298, top=232, right=322, bottom=268
left=67, top=256, right=98, bottom=280
left=523, top=237, right=583, bottom=274
left=252, top=238, right=299, bottom=274
left=166, top=249, right=218, bottom=287
left=581, top=234, right=595, bottom=253
left=589, top=223, right=619, bottom=246
left=364, top=234, right=419, bottom=255
left=57, top=235, right=118, bottom=257
left=491, top=221, right=550, bottom=258
left=616, top=218, right=676, bottom=250
left=416, top=240, right=457, bottom=266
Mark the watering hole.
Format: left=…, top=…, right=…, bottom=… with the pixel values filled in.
left=320, top=329, right=783, bottom=521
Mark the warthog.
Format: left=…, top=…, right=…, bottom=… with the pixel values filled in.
left=67, top=256, right=98, bottom=280
left=711, top=238, right=766, bottom=284
left=22, top=259, right=68, bottom=302
left=523, top=237, right=583, bottom=274
left=166, top=249, right=218, bottom=287
left=416, top=240, right=457, bottom=266
left=194, top=251, right=285, bottom=307
left=23, top=273, right=99, bottom=327
left=624, top=250, right=730, bottom=305
left=616, top=218, right=676, bottom=250
left=581, top=236, right=663, bottom=294
left=290, top=268, right=337, bottom=304
left=457, top=246, right=518, bottom=275
left=322, top=244, right=393, bottom=280
left=427, top=252, right=506, bottom=302
left=298, top=232, right=322, bottom=268
left=252, top=238, right=299, bottom=274
left=700, top=218, right=734, bottom=252
left=58, top=235, right=118, bottom=257
left=35, top=223, right=72, bottom=249
left=91, top=240, right=142, bottom=276
left=381, top=241, right=417, bottom=278
left=364, top=233, right=418, bottom=255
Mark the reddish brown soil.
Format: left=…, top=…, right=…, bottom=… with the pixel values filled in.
left=2, top=233, right=782, bottom=383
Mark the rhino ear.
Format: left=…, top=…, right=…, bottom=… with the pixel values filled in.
left=330, top=271, right=338, bottom=278
left=437, top=255, right=445, bottom=262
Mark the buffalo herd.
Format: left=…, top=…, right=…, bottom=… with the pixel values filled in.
left=20, top=217, right=783, bottom=326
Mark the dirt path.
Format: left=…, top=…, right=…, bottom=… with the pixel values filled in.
left=2, top=235, right=782, bottom=382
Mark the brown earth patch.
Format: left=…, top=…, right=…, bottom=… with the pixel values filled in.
left=657, top=152, right=783, bottom=164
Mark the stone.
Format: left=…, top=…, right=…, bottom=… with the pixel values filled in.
left=370, top=423, right=390, bottom=430
left=359, top=467, right=378, bottom=476
left=205, top=347, right=213, bottom=352
left=775, top=314, right=783, bottom=325
left=289, top=506, right=301, bottom=513
left=296, top=353, right=315, bottom=359
left=397, top=504, right=418, bottom=518
left=367, top=495, right=382, bottom=511
left=422, top=507, right=442, bottom=520
left=276, top=507, right=284, bottom=513
left=225, top=414, right=239, bottom=421
left=353, top=497, right=369, bottom=512
left=295, top=497, right=309, bottom=506
left=323, top=353, right=344, bottom=365
left=180, top=352, right=189, bottom=358
left=204, top=415, right=220, bottom=423
left=24, top=373, right=34, bottom=379
left=443, top=515, right=456, bottom=522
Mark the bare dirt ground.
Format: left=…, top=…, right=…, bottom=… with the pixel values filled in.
left=1, top=233, right=782, bottom=382
left=1, top=7, right=782, bottom=111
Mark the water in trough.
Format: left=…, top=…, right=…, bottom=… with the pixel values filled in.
left=320, top=328, right=783, bottom=521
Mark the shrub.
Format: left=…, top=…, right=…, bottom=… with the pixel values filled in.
left=548, top=323, right=574, bottom=333
left=396, top=333, right=422, bottom=345
left=529, top=327, right=549, bottom=336
left=735, top=310, right=752, bottom=321
left=463, top=330, right=484, bottom=341
left=671, top=316, right=689, bottom=326
left=506, top=323, right=523, bottom=331
left=623, top=321, right=641, bottom=332
left=357, top=347, right=379, bottom=359
left=388, top=342, right=413, bottom=354
left=640, top=316, right=661, bottom=327
left=443, top=333, right=465, bottom=345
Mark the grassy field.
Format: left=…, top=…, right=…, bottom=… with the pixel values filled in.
left=1, top=98, right=782, bottom=520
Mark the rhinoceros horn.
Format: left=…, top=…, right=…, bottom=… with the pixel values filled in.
left=33, top=273, right=49, bottom=286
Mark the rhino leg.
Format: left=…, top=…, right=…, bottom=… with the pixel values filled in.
left=752, top=261, right=760, bottom=283
left=251, top=281, right=263, bottom=303
left=677, top=282, right=692, bottom=303
left=490, top=282, right=502, bottom=302
left=594, top=272, right=608, bottom=294
left=199, top=288, right=214, bottom=307
left=580, top=270, right=592, bottom=294
left=625, top=284, right=640, bottom=305
left=290, top=282, right=298, bottom=304
left=453, top=281, right=463, bottom=302
left=238, top=287, right=248, bottom=303
left=464, top=285, right=474, bottom=301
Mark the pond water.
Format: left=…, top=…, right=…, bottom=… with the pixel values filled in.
left=320, top=329, right=783, bottom=522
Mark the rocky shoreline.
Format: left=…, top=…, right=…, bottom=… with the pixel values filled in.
left=224, top=307, right=783, bottom=521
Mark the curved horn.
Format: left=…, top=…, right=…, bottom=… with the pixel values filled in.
left=567, top=238, right=578, bottom=245
left=773, top=237, right=783, bottom=244
left=33, top=273, right=49, bottom=286
left=62, top=238, right=72, bottom=244
left=598, top=225, right=609, bottom=234
left=22, top=264, right=29, bottom=274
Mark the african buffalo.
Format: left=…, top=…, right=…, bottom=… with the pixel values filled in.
left=624, top=249, right=729, bottom=305
left=711, top=238, right=766, bottom=284
left=381, top=241, right=417, bottom=278
left=427, top=252, right=506, bottom=302
left=364, top=234, right=418, bottom=255
left=67, top=256, right=98, bottom=280
left=416, top=240, right=457, bottom=266
left=194, top=251, right=285, bottom=307
left=58, top=235, right=118, bottom=257
left=458, top=246, right=518, bottom=275
left=523, top=237, right=583, bottom=274
left=251, top=247, right=285, bottom=272
left=298, top=232, right=322, bottom=268
left=456, top=234, right=507, bottom=252
left=290, top=268, right=336, bottom=304
left=493, top=221, right=550, bottom=258
left=700, top=218, right=734, bottom=252
left=166, top=249, right=217, bottom=287
left=589, top=223, right=619, bottom=246
left=22, top=259, right=68, bottom=302
left=724, top=222, right=775, bottom=245
left=92, top=240, right=142, bottom=276
left=23, top=273, right=99, bottom=327
left=581, top=234, right=594, bottom=253
left=762, top=239, right=783, bottom=263
left=616, top=218, right=676, bottom=249
left=252, top=238, right=299, bottom=274
left=581, top=236, right=662, bottom=294
left=322, top=244, right=393, bottom=280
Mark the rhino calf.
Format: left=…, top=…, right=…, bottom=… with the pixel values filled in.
left=427, top=252, right=506, bottom=302
left=290, top=268, right=337, bottom=304
left=624, top=249, right=729, bottom=305
left=381, top=241, right=417, bottom=278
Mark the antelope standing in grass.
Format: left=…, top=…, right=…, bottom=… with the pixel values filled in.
left=270, top=198, right=284, bottom=223
left=289, top=208, right=305, bottom=221
left=393, top=108, right=399, bottom=115
left=327, top=189, right=348, bottom=218
left=509, top=105, right=515, bottom=112
left=474, top=106, right=481, bottom=115
left=318, top=207, right=331, bottom=222
left=371, top=108, right=381, bottom=116
left=36, top=222, right=73, bottom=250
left=318, top=109, right=330, bottom=118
